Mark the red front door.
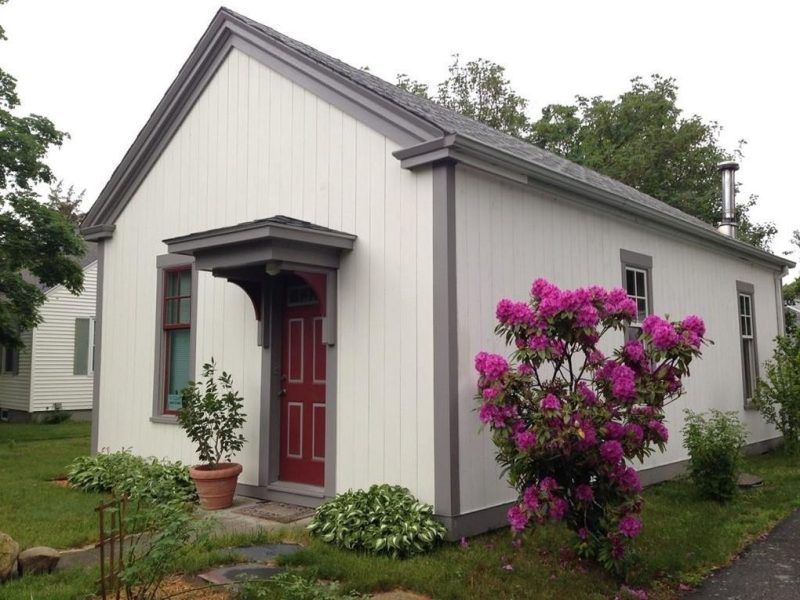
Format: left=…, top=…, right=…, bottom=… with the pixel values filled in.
left=279, top=273, right=326, bottom=486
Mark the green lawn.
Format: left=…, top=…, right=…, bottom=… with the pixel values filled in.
left=0, top=422, right=797, bottom=599
left=0, top=421, right=105, bottom=549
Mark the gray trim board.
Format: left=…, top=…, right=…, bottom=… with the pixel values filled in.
left=151, top=254, right=197, bottom=419
left=90, top=242, right=105, bottom=454
left=398, top=136, right=794, bottom=271
left=432, top=160, right=460, bottom=517
left=81, top=224, right=116, bottom=241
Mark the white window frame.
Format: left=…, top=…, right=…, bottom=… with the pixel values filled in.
left=87, top=317, right=96, bottom=376
left=620, top=249, right=653, bottom=341
left=737, top=284, right=758, bottom=406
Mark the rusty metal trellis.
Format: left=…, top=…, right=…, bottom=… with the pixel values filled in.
left=96, top=495, right=127, bottom=600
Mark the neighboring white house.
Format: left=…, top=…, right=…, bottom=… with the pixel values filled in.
left=0, top=246, right=98, bottom=422
left=80, top=8, right=794, bottom=538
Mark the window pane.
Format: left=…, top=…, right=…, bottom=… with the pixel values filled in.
left=166, top=329, right=190, bottom=412
left=637, top=298, right=647, bottom=322
left=179, top=271, right=191, bottom=296
left=166, top=272, right=179, bottom=297
left=742, top=339, right=754, bottom=398
left=178, top=298, right=191, bottom=323
left=626, top=269, right=636, bottom=295
left=636, top=271, right=645, bottom=296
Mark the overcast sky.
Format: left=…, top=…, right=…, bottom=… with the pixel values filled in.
left=3, top=0, right=799, bottom=268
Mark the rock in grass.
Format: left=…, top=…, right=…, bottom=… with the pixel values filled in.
left=0, top=532, right=20, bottom=582
left=17, top=546, right=60, bottom=576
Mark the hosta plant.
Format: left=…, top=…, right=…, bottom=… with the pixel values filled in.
left=476, top=278, right=708, bottom=573
left=308, top=484, right=447, bottom=558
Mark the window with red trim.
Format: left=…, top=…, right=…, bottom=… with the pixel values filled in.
left=162, top=267, right=192, bottom=413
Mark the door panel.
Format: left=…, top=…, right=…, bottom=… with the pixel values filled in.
left=279, top=273, right=326, bottom=486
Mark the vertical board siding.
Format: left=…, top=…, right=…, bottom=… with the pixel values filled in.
left=29, top=262, right=98, bottom=412
left=0, top=330, right=33, bottom=412
left=98, top=49, right=436, bottom=501
left=455, top=165, right=782, bottom=512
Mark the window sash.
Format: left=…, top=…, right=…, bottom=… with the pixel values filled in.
left=625, top=266, right=649, bottom=325
left=737, top=291, right=757, bottom=403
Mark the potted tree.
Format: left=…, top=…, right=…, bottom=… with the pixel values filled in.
left=178, top=359, right=246, bottom=509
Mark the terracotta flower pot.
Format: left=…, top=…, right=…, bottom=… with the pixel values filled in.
left=190, top=462, right=242, bottom=509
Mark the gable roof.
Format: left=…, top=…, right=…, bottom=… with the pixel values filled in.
left=81, top=7, right=794, bottom=270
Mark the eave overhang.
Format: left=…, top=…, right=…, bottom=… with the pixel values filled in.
left=394, top=135, right=796, bottom=272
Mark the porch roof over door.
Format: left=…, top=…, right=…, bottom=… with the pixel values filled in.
left=163, top=215, right=356, bottom=272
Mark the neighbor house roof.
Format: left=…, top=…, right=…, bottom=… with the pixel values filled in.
left=22, top=242, right=98, bottom=295
left=81, top=7, right=794, bottom=271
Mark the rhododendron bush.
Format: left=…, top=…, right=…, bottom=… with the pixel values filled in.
left=475, top=278, right=707, bottom=572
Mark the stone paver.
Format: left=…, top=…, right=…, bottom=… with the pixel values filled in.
left=198, top=562, right=284, bottom=585
left=686, top=510, right=800, bottom=600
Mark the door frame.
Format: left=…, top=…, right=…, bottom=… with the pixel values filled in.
left=255, top=267, right=338, bottom=506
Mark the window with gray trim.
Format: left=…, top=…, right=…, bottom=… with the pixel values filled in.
left=152, top=255, right=196, bottom=420
left=737, top=282, right=758, bottom=405
left=620, top=249, right=653, bottom=341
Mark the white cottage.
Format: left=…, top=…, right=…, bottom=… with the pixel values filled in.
left=81, top=8, right=794, bottom=537
left=0, top=247, right=98, bottom=422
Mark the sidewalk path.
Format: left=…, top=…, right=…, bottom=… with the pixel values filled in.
left=686, top=510, right=800, bottom=599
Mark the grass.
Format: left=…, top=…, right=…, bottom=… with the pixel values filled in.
left=0, top=422, right=797, bottom=599
left=0, top=421, right=105, bottom=549
left=279, top=449, right=800, bottom=599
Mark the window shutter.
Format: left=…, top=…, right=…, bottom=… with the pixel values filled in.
left=73, top=318, right=90, bottom=375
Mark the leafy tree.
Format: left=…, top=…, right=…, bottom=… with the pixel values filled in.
left=47, top=180, right=86, bottom=226
left=782, top=230, right=800, bottom=334
left=397, top=62, right=776, bottom=249
left=528, top=76, right=775, bottom=248
left=397, top=55, right=530, bottom=138
left=0, top=1, right=85, bottom=348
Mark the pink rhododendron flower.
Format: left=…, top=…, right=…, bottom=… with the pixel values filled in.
left=647, top=419, right=669, bottom=443
left=523, top=485, right=539, bottom=511
left=507, top=505, right=529, bottom=532
left=577, top=382, right=597, bottom=406
left=606, top=421, right=624, bottom=440
left=610, top=364, right=637, bottom=400
left=641, top=314, right=667, bottom=335
left=587, top=349, right=605, bottom=366
left=540, top=394, right=561, bottom=411
left=618, top=515, right=642, bottom=538
left=528, top=335, right=549, bottom=351
left=623, top=339, right=645, bottom=363
left=578, top=527, right=589, bottom=540
left=530, top=278, right=560, bottom=300
left=652, top=323, right=680, bottom=350
left=617, top=467, right=642, bottom=492
left=496, top=299, right=535, bottom=326
left=575, top=484, right=594, bottom=503
left=600, top=440, right=624, bottom=463
left=549, top=497, right=568, bottom=521
left=517, top=363, right=534, bottom=376
left=482, top=387, right=499, bottom=400
left=624, top=423, right=644, bottom=445
left=474, top=352, right=509, bottom=380
left=540, top=477, right=558, bottom=492
left=514, top=430, right=537, bottom=451
left=681, top=315, right=706, bottom=337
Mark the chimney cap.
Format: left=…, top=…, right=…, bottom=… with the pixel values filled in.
left=718, top=160, right=740, bottom=172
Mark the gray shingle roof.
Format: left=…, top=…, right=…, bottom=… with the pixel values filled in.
left=227, top=9, right=718, bottom=234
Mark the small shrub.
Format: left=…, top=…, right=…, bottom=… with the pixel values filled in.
left=308, top=484, right=447, bottom=558
left=178, top=359, right=246, bottom=466
left=119, top=501, right=209, bottom=600
left=67, top=449, right=196, bottom=504
left=237, top=572, right=367, bottom=600
left=40, top=402, right=71, bottom=424
left=753, top=332, right=800, bottom=453
left=682, top=409, right=747, bottom=502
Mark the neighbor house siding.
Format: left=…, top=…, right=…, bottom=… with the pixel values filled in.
left=97, top=48, right=436, bottom=501
left=29, top=261, right=98, bottom=413
left=0, top=330, right=33, bottom=413
left=454, top=165, right=781, bottom=513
